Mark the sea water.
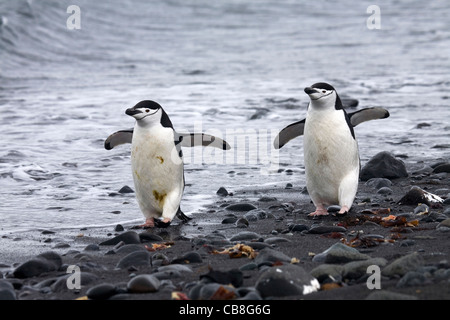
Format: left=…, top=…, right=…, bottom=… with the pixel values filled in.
left=0, top=0, right=449, bottom=234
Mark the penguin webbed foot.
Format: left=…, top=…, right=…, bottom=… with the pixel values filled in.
left=176, top=209, right=192, bottom=223
left=154, top=218, right=172, bottom=228
left=307, top=208, right=329, bottom=218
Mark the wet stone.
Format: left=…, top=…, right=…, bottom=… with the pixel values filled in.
left=127, top=274, right=160, bottom=293
left=360, top=151, right=408, bottom=181
left=254, top=247, right=292, bottom=265
left=100, top=231, right=141, bottom=246
left=114, top=244, right=146, bottom=255
left=0, top=280, right=16, bottom=300
left=139, top=232, right=163, bottom=243
left=255, top=264, right=320, bottom=298
left=13, top=251, right=62, bottom=279
left=171, top=251, right=202, bottom=264
left=225, top=203, right=257, bottom=212
left=86, top=283, right=118, bottom=300
left=289, top=224, right=309, bottom=232
left=382, top=252, right=424, bottom=277
left=118, top=185, right=134, bottom=193
left=312, top=242, right=370, bottom=264
left=84, top=244, right=100, bottom=251
left=116, top=251, right=151, bottom=269
left=308, top=225, right=347, bottom=234
left=365, top=178, right=392, bottom=189
left=216, top=187, right=229, bottom=197
left=229, top=231, right=261, bottom=242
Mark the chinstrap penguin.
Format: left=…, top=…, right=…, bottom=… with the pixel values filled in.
left=105, top=100, right=230, bottom=228
left=274, top=83, right=389, bottom=216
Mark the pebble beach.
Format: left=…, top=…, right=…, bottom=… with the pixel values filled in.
left=1, top=152, right=449, bottom=301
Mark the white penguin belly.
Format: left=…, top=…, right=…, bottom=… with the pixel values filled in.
left=304, top=112, right=359, bottom=205
left=131, top=125, right=184, bottom=219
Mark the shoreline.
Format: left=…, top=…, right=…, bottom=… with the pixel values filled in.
left=0, top=155, right=449, bottom=300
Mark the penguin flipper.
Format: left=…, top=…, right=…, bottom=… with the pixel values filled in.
left=176, top=207, right=192, bottom=223
left=348, top=107, right=390, bottom=127
left=177, top=133, right=231, bottom=150
left=273, top=119, right=305, bottom=149
left=104, top=129, right=133, bottom=150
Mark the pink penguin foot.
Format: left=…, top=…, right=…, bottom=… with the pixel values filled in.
left=308, top=207, right=329, bottom=217
left=138, top=218, right=155, bottom=228
left=337, top=205, right=349, bottom=216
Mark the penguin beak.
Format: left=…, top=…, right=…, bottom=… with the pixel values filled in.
left=125, top=108, right=143, bottom=116
left=304, top=87, right=318, bottom=95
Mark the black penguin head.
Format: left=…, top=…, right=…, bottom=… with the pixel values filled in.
left=304, top=82, right=343, bottom=110
left=125, top=100, right=173, bottom=128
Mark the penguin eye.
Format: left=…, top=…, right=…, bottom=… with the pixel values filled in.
left=145, top=109, right=150, bottom=113
left=322, top=90, right=326, bottom=93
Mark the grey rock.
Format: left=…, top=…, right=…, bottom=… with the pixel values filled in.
left=312, top=242, right=370, bottom=264
left=127, top=274, right=160, bottom=293
left=235, top=217, right=249, bottom=228
left=139, top=232, right=163, bottom=243
left=243, top=212, right=258, bottom=222
left=171, top=251, right=202, bottom=264
left=243, top=241, right=271, bottom=250
left=51, top=272, right=99, bottom=292
left=255, top=264, right=320, bottom=298
left=230, top=231, right=261, bottom=242
left=239, top=262, right=258, bottom=271
left=118, top=185, right=134, bottom=193
left=258, top=196, right=277, bottom=202
left=84, top=244, right=100, bottom=251
left=433, top=163, right=450, bottom=173
left=437, top=218, right=450, bottom=228
left=157, top=264, right=193, bottom=274
left=116, top=251, right=151, bottom=269
left=396, top=271, right=429, bottom=288
left=264, top=237, right=290, bottom=244
left=382, top=252, right=424, bottom=277
left=114, top=244, right=147, bottom=255
left=343, top=258, right=388, bottom=280
left=216, top=187, right=229, bottom=197
left=114, top=224, right=124, bottom=232
left=365, top=178, right=392, bottom=189
left=377, top=187, right=393, bottom=195
left=365, top=290, right=418, bottom=300
left=225, top=203, right=258, bottom=212
left=0, top=280, right=16, bottom=300
left=290, top=224, right=309, bottom=232
left=398, top=186, right=443, bottom=206
left=221, top=217, right=238, bottom=224
left=86, top=283, right=118, bottom=300
left=254, top=248, right=292, bottom=265
left=52, top=242, right=70, bottom=249
left=308, top=225, right=347, bottom=234
left=360, top=151, right=408, bottom=181
left=414, top=203, right=429, bottom=215
left=310, top=264, right=345, bottom=283
left=100, top=231, right=141, bottom=246
left=13, top=251, right=62, bottom=279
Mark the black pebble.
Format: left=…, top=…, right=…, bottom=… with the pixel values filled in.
left=216, top=187, right=229, bottom=197
left=118, top=185, right=134, bottom=193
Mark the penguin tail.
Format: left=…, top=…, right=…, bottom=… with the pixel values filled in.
left=176, top=207, right=192, bottom=223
